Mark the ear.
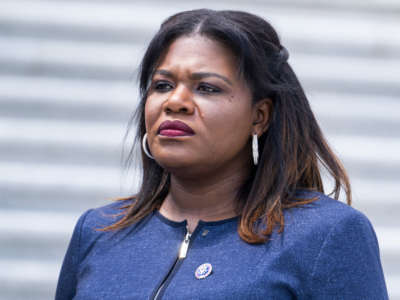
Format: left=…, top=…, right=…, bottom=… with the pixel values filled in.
left=252, top=98, right=272, bottom=136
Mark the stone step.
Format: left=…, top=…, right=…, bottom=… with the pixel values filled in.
left=0, top=141, right=121, bottom=167
left=0, top=100, right=132, bottom=123
left=1, top=183, right=116, bottom=212
left=0, top=118, right=125, bottom=148
left=0, top=259, right=59, bottom=300
left=47, top=0, right=400, bottom=12
left=0, top=36, right=143, bottom=70
left=0, top=75, right=137, bottom=109
left=0, top=161, right=140, bottom=192
left=327, top=135, right=400, bottom=165
left=247, top=0, right=400, bottom=12
left=1, top=276, right=56, bottom=300
left=2, top=0, right=400, bottom=56
left=0, top=230, right=71, bottom=262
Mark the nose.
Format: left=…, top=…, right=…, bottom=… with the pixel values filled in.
left=163, top=84, right=195, bottom=115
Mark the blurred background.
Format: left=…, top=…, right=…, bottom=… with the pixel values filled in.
left=0, top=0, right=399, bottom=299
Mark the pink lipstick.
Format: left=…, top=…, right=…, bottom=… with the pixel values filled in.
left=158, top=120, right=195, bottom=137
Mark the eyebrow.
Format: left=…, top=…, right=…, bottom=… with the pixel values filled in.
left=154, top=69, right=233, bottom=86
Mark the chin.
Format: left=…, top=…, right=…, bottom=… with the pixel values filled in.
left=156, top=155, right=212, bottom=178
left=155, top=154, right=194, bottom=170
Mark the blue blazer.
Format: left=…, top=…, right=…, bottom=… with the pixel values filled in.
left=56, top=192, right=388, bottom=299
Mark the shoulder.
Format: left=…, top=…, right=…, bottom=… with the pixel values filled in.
left=290, top=190, right=379, bottom=249
left=275, top=190, right=379, bottom=263
left=78, top=199, right=132, bottom=229
left=283, top=190, right=373, bottom=239
left=275, top=191, right=388, bottom=297
left=69, top=200, right=134, bottom=253
left=287, top=192, right=388, bottom=297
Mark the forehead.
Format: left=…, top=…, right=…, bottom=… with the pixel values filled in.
left=157, top=35, right=238, bottom=75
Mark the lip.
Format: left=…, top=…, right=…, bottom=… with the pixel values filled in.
left=158, top=120, right=195, bottom=137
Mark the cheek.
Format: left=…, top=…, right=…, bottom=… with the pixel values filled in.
left=201, top=99, right=253, bottom=148
left=207, top=93, right=252, bottom=129
left=144, top=98, right=162, bottom=133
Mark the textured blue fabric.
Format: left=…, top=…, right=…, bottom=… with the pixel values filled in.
left=55, top=192, right=388, bottom=299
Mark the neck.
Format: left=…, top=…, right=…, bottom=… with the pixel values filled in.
left=159, top=162, right=250, bottom=233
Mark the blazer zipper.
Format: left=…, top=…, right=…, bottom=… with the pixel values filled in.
left=151, top=229, right=192, bottom=300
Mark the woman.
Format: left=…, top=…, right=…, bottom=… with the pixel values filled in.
left=56, top=9, right=388, bottom=299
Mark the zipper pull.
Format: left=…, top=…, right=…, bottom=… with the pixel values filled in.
left=179, top=230, right=191, bottom=258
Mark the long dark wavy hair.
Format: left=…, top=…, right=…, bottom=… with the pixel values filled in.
left=102, top=9, right=351, bottom=243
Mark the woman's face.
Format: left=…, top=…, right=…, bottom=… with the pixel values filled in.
left=144, top=34, right=261, bottom=176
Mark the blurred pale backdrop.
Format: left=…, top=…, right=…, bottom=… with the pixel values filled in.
left=0, top=0, right=399, bottom=299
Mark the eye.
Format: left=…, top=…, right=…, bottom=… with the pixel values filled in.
left=197, top=83, right=221, bottom=94
left=153, top=80, right=174, bottom=92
